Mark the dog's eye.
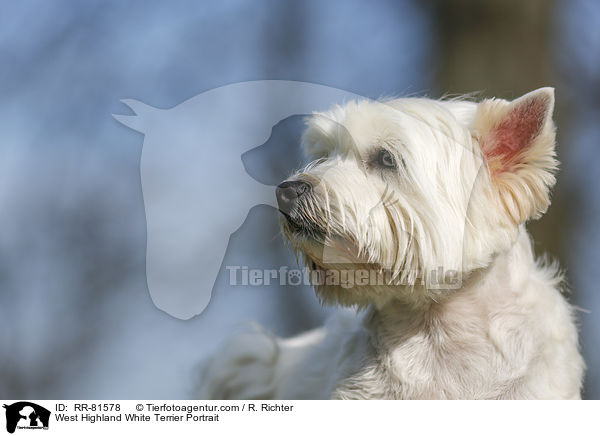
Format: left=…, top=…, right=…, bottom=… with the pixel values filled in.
left=377, top=149, right=397, bottom=169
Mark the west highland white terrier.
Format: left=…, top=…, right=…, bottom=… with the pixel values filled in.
left=199, top=88, right=585, bottom=399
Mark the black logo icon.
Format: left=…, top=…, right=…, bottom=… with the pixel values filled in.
left=3, top=402, right=50, bottom=434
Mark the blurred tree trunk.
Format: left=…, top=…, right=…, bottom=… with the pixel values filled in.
left=431, top=0, right=568, bottom=259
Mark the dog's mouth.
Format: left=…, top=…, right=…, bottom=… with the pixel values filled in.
left=293, top=234, right=379, bottom=271
left=278, top=208, right=328, bottom=240
left=276, top=187, right=383, bottom=274
left=279, top=210, right=302, bottom=231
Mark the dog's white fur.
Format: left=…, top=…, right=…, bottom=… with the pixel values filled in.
left=198, top=88, right=585, bottom=399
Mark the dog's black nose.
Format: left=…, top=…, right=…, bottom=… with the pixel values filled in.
left=276, top=180, right=311, bottom=210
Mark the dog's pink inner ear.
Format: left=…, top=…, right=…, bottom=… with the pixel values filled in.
left=481, top=94, right=551, bottom=174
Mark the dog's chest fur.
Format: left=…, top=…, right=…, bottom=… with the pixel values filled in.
left=333, top=231, right=583, bottom=399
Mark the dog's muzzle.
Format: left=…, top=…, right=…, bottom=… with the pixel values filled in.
left=276, top=179, right=327, bottom=237
left=276, top=180, right=311, bottom=215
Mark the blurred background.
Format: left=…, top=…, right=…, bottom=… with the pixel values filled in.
left=0, top=0, right=598, bottom=399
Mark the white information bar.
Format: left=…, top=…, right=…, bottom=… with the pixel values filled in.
left=1, top=400, right=596, bottom=435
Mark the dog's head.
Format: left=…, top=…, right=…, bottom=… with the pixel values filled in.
left=276, top=88, right=557, bottom=307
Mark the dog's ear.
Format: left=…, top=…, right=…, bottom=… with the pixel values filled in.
left=472, top=87, right=558, bottom=224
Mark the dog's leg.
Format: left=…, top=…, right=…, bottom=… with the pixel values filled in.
left=195, top=325, right=280, bottom=400
left=196, top=310, right=366, bottom=399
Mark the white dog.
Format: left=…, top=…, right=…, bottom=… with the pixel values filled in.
left=198, top=88, right=585, bottom=399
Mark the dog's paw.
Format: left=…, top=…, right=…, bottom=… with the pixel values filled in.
left=195, top=325, right=280, bottom=400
